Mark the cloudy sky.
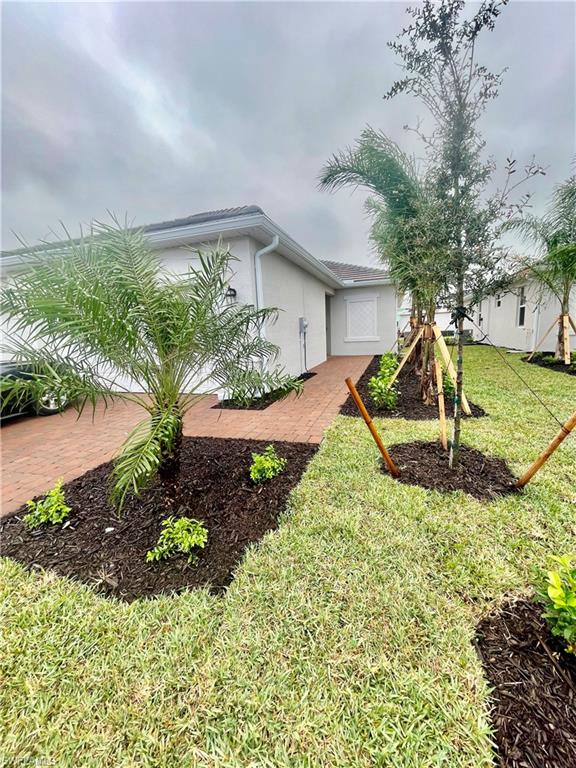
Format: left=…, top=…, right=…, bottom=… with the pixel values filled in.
left=2, top=1, right=574, bottom=264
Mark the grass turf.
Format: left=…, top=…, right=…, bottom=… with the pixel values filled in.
left=1, top=346, right=575, bottom=767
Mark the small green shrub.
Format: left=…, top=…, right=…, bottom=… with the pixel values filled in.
left=146, top=516, right=208, bottom=564
left=378, top=352, right=399, bottom=378
left=250, top=445, right=287, bottom=484
left=368, top=376, right=399, bottom=409
left=23, top=479, right=71, bottom=529
left=368, top=352, right=399, bottom=410
left=538, top=554, right=576, bottom=654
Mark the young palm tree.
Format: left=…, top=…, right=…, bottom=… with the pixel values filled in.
left=320, top=127, right=449, bottom=401
left=1, top=220, right=289, bottom=509
left=505, top=172, right=576, bottom=362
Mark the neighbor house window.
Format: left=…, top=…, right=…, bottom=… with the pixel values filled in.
left=517, top=286, right=526, bottom=327
left=345, top=296, right=379, bottom=342
left=495, top=294, right=501, bottom=308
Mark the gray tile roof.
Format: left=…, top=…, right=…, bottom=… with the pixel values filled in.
left=2, top=206, right=264, bottom=258
left=321, top=259, right=389, bottom=282
left=140, top=205, right=264, bottom=233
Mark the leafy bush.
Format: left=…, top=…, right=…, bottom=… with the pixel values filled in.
left=146, top=516, right=208, bottom=565
left=538, top=554, right=576, bottom=654
left=227, top=368, right=303, bottom=408
left=368, top=376, right=399, bottom=409
left=23, top=479, right=71, bottom=530
left=368, top=352, right=399, bottom=410
left=250, top=445, right=287, bottom=484
left=378, top=352, right=399, bottom=378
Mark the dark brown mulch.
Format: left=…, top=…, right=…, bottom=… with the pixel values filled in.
left=0, top=436, right=317, bottom=602
left=340, top=356, right=486, bottom=420
left=383, top=440, right=517, bottom=500
left=215, top=372, right=317, bottom=410
left=522, top=353, right=575, bottom=376
left=476, top=598, right=576, bottom=768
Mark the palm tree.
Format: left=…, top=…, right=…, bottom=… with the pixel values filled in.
left=505, top=172, right=576, bottom=362
left=1, top=220, right=289, bottom=509
left=320, top=127, right=449, bottom=400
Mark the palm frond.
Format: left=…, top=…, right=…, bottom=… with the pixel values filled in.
left=110, top=409, right=182, bottom=509
left=319, top=127, right=420, bottom=220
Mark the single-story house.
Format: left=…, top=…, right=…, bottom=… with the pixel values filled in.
left=471, top=276, right=576, bottom=353
left=1, top=206, right=397, bottom=386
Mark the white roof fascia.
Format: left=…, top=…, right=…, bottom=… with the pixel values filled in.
left=338, top=278, right=392, bottom=288
left=147, top=211, right=342, bottom=289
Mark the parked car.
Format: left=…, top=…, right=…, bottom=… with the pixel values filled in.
left=0, top=362, right=69, bottom=421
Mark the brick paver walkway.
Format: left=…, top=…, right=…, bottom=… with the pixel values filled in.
left=1, top=356, right=370, bottom=517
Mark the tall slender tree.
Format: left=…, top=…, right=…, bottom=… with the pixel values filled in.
left=384, top=0, right=542, bottom=466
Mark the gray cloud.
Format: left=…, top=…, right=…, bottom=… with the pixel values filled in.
left=2, top=1, right=574, bottom=263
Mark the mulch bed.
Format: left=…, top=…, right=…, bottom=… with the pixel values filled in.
left=340, top=356, right=486, bottom=420
left=383, top=440, right=517, bottom=500
left=522, top=353, right=575, bottom=377
left=0, top=437, right=317, bottom=602
left=476, top=597, right=576, bottom=767
left=215, top=372, right=317, bottom=410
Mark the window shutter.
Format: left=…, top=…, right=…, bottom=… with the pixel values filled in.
left=346, top=297, right=379, bottom=341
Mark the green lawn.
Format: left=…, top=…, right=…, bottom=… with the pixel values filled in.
left=1, top=346, right=575, bottom=767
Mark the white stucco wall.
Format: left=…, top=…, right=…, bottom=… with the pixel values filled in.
left=257, top=242, right=328, bottom=376
left=396, top=306, right=473, bottom=335
left=155, top=236, right=256, bottom=306
left=329, top=284, right=397, bottom=356
left=472, top=279, right=576, bottom=352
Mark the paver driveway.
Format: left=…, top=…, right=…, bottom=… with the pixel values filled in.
left=1, top=355, right=370, bottom=516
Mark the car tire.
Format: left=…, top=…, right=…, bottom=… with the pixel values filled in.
left=35, top=392, right=69, bottom=416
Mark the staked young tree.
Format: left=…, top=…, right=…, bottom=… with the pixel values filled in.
left=320, top=127, right=452, bottom=402
left=504, top=172, right=576, bottom=362
left=384, top=0, right=543, bottom=466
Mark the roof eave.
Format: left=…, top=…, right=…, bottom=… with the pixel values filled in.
left=147, top=212, right=343, bottom=289
left=339, top=278, right=392, bottom=288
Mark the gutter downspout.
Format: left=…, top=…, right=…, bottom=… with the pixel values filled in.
left=254, top=235, right=279, bottom=341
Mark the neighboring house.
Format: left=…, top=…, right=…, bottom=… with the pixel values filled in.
left=471, top=277, right=576, bottom=352
left=396, top=301, right=473, bottom=336
left=1, top=206, right=397, bottom=389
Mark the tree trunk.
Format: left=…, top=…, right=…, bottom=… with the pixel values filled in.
left=555, top=294, right=571, bottom=362
left=410, top=299, right=424, bottom=373
left=420, top=303, right=437, bottom=405
left=420, top=324, right=435, bottom=405
left=555, top=315, right=565, bottom=362
left=158, top=415, right=183, bottom=509
left=449, top=286, right=465, bottom=469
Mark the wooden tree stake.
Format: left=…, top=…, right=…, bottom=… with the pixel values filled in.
left=387, top=326, right=424, bottom=389
left=434, top=360, right=448, bottom=450
left=431, top=324, right=472, bottom=416
left=345, top=377, right=400, bottom=478
left=515, top=409, right=576, bottom=488
left=527, top=316, right=559, bottom=361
